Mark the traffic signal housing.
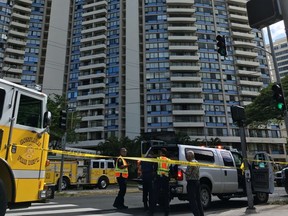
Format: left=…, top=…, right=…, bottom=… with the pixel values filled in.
left=59, top=110, right=67, bottom=130
left=216, top=35, right=227, bottom=57
left=231, top=105, right=245, bottom=122
left=246, top=0, right=282, bottom=29
left=272, top=83, right=286, bottom=112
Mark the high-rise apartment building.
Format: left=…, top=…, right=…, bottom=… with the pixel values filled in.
left=70, top=0, right=286, bottom=162
left=0, top=0, right=285, bottom=161
left=266, top=36, right=288, bottom=82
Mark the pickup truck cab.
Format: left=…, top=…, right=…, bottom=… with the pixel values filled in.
left=146, top=144, right=274, bottom=209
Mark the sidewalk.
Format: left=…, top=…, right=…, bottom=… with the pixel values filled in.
left=207, top=204, right=288, bottom=216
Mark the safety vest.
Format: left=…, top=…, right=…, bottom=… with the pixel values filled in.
left=115, top=156, right=129, bottom=178
left=157, top=156, right=169, bottom=177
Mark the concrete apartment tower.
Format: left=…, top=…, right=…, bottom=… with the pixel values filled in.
left=0, top=0, right=285, bottom=161
left=70, top=0, right=286, bottom=162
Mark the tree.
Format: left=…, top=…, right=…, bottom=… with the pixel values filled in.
left=47, top=94, right=80, bottom=147
left=245, top=76, right=288, bottom=126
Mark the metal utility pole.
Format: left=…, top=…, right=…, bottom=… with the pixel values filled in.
left=239, top=122, right=255, bottom=212
left=267, top=25, right=288, bottom=138
left=58, top=132, right=66, bottom=192
left=231, top=105, right=255, bottom=212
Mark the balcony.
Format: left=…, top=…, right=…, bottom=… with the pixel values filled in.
left=237, top=70, right=261, bottom=77
left=239, top=80, right=263, bottom=87
left=81, top=26, right=107, bottom=34
left=79, top=63, right=106, bottom=71
left=236, top=60, right=259, bottom=67
left=233, top=40, right=256, bottom=48
left=229, top=14, right=248, bottom=22
left=168, top=35, right=197, bottom=41
left=169, top=45, right=198, bottom=51
left=167, top=17, right=196, bottom=23
left=170, top=65, right=200, bottom=71
left=231, top=31, right=255, bottom=40
left=171, top=87, right=202, bottom=92
left=172, top=98, right=203, bottom=104
left=172, top=110, right=205, bottom=115
left=168, top=26, right=197, bottom=32
left=167, top=0, right=194, bottom=4
left=169, top=55, right=199, bottom=61
left=173, top=122, right=205, bottom=127
left=167, top=8, right=195, bottom=14
left=78, top=73, right=105, bottom=80
left=171, top=76, right=201, bottom=82
left=239, top=90, right=260, bottom=97
left=234, top=50, right=258, bottom=58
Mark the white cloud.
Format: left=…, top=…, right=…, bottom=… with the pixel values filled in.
left=262, top=21, right=286, bottom=44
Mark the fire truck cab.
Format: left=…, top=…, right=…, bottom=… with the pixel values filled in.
left=0, top=79, right=51, bottom=216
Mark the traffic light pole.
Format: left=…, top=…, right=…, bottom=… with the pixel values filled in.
left=267, top=25, right=288, bottom=139
left=239, top=121, right=255, bottom=212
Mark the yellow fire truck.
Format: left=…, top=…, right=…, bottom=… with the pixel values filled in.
left=45, top=158, right=116, bottom=190
left=0, top=79, right=52, bottom=216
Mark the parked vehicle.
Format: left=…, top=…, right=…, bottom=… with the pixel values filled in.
left=146, top=144, right=275, bottom=209
left=45, top=158, right=116, bottom=190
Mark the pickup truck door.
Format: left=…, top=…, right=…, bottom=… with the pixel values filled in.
left=251, top=152, right=274, bottom=194
left=219, top=151, right=238, bottom=193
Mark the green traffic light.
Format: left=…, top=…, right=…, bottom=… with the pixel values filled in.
left=277, top=102, right=284, bottom=110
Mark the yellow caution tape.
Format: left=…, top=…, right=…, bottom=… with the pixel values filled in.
left=13, top=144, right=286, bottom=169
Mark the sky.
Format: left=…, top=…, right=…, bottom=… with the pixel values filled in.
left=262, top=21, right=287, bottom=44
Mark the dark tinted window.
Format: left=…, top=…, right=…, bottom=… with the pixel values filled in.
left=17, top=94, right=42, bottom=128
left=221, top=151, right=234, bottom=167
left=93, top=162, right=99, bottom=168
left=185, top=148, right=215, bottom=164
left=108, top=162, right=114, bottom=168
left=231, top=152, right=243, bottom=167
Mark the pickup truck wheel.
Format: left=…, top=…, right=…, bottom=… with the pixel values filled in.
left=0, top=179, right=7, bottom=216
left=254, top=192, right=269, bottom=204
left=200, top=184, right=211, bottom=209
left=98, top=177, right=109, bottom=189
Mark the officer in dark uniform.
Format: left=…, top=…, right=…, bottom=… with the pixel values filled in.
left=141, top=153, right=157, bottom=215
left=113, top=148, right=129, bottom=209
left=155, top=148, right=170, bottom=216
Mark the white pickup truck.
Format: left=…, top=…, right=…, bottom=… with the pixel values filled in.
left=147, top=144, right=274, bottom=209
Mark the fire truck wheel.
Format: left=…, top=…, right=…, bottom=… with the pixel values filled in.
left=98, top=177, right=109, bottom=189
left=58, top=178, right=69, bottom=190
left=0, top=179, right=7, bottom=216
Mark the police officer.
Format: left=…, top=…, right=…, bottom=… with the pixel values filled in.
left=113, top=147, right=129, bottom=209
left=184, top=151, right=204, bottom=216
left=141, top=153, right=156, bottom=215
left=155, top=148, right=170, bottom=216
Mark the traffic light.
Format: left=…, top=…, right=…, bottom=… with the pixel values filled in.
left=246, top=0, right=282, bottom=29
left=216, top=35, right=227, bottom=57
left=59, top=110, right=67, bottom=130
left=231, top=105, right=245, bottom=122
left=272, top=83, right=286, bottom=111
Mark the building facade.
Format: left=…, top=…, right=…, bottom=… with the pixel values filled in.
left=266, top=36, right=288, bottom=82
left=70, top=0, right=286, bottom=161
left=0, top=0, right=285, bottom=161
